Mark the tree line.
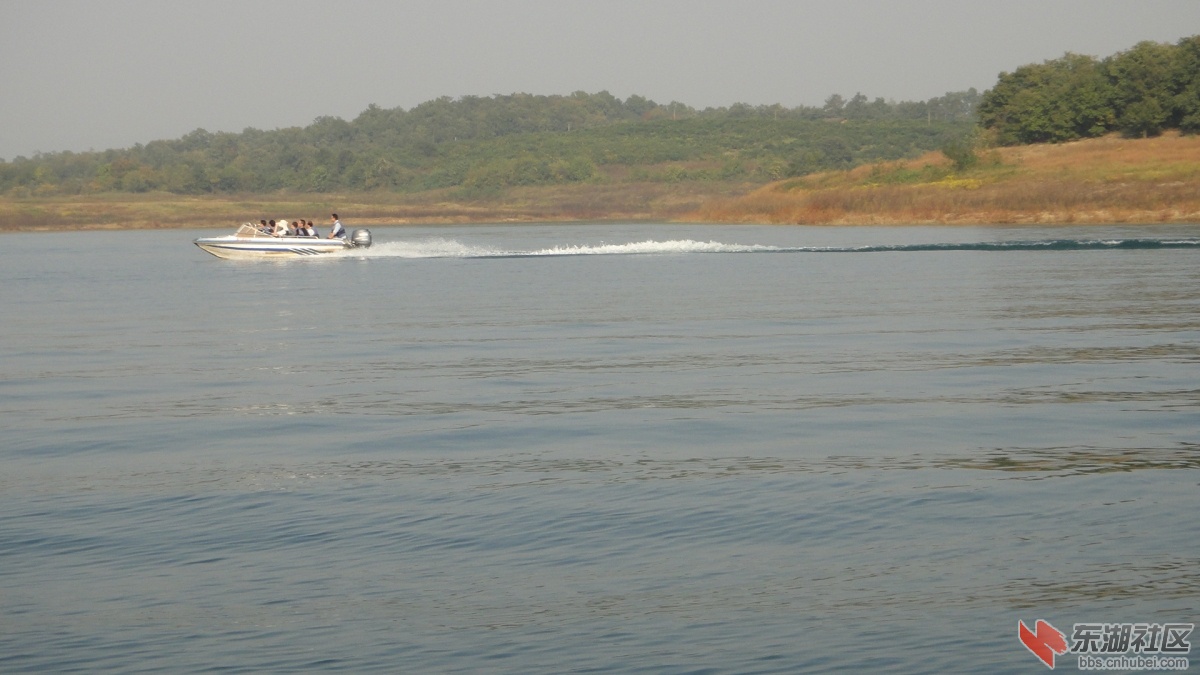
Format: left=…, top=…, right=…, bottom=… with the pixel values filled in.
left=7, top=34, right=1197, bottom=198
left=978, top=35, right=1200, bottom=144
left=0, top=90, right=978, bottom=196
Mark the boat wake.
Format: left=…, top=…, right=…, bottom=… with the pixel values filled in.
left=815, top=238, right=1200, bottom=253
left=350, top=238, right=779, bottom=258
left=349, top=237, right=1200, bottom=259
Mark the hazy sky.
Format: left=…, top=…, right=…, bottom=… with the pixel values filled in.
left=2, top=0, right=1198, bottom=159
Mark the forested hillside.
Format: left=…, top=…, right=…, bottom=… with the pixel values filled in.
left=979, top=35, right=1200, bottom=143
left=0, top=90, right=977, bottom=196
left=9, top=33, right=1196, bottom=206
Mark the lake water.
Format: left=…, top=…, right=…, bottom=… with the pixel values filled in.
left=2, top=223, right=1197, bottom=673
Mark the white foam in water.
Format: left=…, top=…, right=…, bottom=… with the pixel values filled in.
left=342, top=236, right=1200, bottom=259
left=352, top=237, right=510, bottom=258
left=352, top=238, right=781, bottom=258
left=528, top=239, right=781, bottom=255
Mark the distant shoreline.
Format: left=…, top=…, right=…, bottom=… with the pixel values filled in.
left=3, top=134, right=1198, bottom=232
left=0, top=182, right=739, bottom=233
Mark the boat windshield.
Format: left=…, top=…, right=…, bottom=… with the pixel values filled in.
left=235, top=223, right=269, bottom=237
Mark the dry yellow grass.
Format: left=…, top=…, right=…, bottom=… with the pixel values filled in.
left=0, top=181, right=748, bottom=232
left=690, top=132, right=1200, bottom=225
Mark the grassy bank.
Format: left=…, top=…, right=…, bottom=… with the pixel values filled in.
left=2, top=133, right=1197, bottom=231
left=0, top=181, right=752, bottom=232
left=690, top=132, right=1200, bottom=225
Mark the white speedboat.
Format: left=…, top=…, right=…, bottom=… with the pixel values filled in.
left=194, top=224, right=372, bottom=260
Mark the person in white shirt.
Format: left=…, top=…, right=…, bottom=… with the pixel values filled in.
left=328, top=213, right=346, bottom=239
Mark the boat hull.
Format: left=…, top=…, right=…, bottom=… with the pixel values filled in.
left=194, top=235, right=353, bottom=260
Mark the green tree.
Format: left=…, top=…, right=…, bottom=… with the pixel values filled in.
left=1105, top=40, right=1177, bottom=137
left=822, top=94, right=845, bottom=117
left=1168, top=35, right=1200, bottom=133
left=978, top=53, right=1113, bottom=144
left=940, top=138, right=978, bottom=171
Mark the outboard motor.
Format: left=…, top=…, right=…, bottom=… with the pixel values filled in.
left=350, top=228, right=372, bottom=248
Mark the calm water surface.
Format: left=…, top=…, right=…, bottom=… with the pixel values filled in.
left=2, top=223, right=1198, bottom=673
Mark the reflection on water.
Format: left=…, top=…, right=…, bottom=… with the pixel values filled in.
left=4, top=443, right=1196, bottom=673
left=7, top=444, right=1198, bottom=498
left=943, top=443, right=1200, bottom=476
left=2, top=225, right=1199, bottom=673
left=1002, top=558, right=1200, bottom=609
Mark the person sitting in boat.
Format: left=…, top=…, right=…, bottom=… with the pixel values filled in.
left=274, top=220, right=290, bottom=237
left=259, top=219, right=270, bottom=234
left=303, top=220, right=316, bottom=237
left=328, top=213, right=346, bottom=239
